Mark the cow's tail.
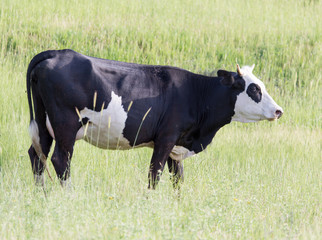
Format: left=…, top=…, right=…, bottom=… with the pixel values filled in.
left=27, top=50, right=56, bottom=122
left=27, top=50, right=57, bottom=182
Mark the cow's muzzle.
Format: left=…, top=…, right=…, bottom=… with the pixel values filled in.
left=275, top=109, right=283, bottom=119
left=267, top=108, right=283, bottom=121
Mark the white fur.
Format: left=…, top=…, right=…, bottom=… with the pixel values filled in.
left=76, top=91, right=131, bottom=149
left=232, top=65, right=283, bottom=123
left=29, top=120, right=41, bottom=150
left=170, top=146, right=195, bottom=161
left=29, top=120, right=46, bottom=163
left=46, top=114, right=55, bottom=139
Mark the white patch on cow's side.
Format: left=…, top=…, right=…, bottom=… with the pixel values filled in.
left=232, top=65, right=283, bottom=123
left=76, top=91, right=132, bottom=149
left=170, top=145, right=195, bottom=161
left=75, top=127, right=85, bottom=141
left=34, top=173, right=45, bottom=186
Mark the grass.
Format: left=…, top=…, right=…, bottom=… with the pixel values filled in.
left=0, top=0, right=321, bottom=239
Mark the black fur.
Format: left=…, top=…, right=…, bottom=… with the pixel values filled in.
left=27, top=49, right=245, bottom=188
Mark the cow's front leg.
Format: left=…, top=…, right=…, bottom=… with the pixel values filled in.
left=167, top=157, right=184, bottom=189
left=148, top=142, right=176, bottom=189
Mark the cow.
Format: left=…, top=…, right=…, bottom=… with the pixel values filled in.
left=27, top=49, right=283, bottom=189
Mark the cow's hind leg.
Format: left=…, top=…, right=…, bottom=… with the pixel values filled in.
left=28, top=132, right=53, bottom=186
left=167, top=157, right=184, bottom=189
left=28, top=93, right=53, bottom=186
left=28, top=133, right=53, bottom=186
left=49, top=113, right=80, bottom=188
left=51, top=142, right=74, bottom=188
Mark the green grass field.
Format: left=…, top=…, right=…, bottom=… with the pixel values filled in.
left=0, top=0, right=321, bottom=239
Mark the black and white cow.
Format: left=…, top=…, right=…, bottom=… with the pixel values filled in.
left=27, top=49, right=283, bottom=188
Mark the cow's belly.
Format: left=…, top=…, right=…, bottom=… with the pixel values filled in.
left=48, top=114, right=194, bottom=158
left=77, top=123, right=194, bottom=159
left=77, top=123, right=195, bottom=159
left=76, top=123, right=153, bottom=150
left=77, top=123, right=131, bottom=149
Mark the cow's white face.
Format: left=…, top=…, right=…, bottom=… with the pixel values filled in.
left=232, top=65, right=283, bottom=123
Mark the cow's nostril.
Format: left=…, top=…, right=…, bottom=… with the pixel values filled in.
left=275, top=110, right=283, bottom=118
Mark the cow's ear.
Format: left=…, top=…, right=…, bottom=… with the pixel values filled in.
left=217, top=70, right=230, bottom=78
left=220, top=76, right=235, bottom=87
left=232, top=78, right=246, bottom=90
left=218, top=70, right=235, bottom=86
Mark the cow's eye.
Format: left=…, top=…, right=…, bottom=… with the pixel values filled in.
left=246, top=83, right=262, bottom=103
left=250, top=85, right=257, bottom=92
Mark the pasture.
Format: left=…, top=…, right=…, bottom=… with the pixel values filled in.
left=0, top=0, right=321, bottom=239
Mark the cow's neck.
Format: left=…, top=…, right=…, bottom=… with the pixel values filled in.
left=176, top=74, right=237, bottom=154
left=189, top=75, right=235, bottom=137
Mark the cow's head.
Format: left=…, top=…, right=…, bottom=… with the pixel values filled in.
left=218, top=64, right=283, bottom=123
